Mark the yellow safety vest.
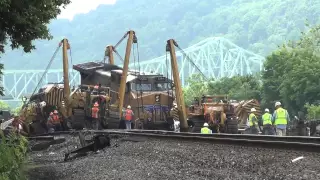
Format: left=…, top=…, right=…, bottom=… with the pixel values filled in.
left=262, top=113, right=272, bottom=125
left=249, top=113, right=257, bottom=126
left=201, top=127, right=211, bottom=134
left=274, top=107, right=287, bottom=125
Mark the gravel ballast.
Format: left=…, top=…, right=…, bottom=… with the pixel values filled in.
left=27, top=134, right=320, bottom=180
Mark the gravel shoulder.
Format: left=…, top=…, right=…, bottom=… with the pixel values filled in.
left=27, top=135, right=320, bottom=180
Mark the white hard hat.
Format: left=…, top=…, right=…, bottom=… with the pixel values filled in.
left=127, top=105, right=131, bottom=109
left=203, top=123, right=209, bottom=127
left=265, top=108, right=269, bottom=112
left=275, top=101, right=281, bottom=107
left=251, top=108, right=256, bottom=112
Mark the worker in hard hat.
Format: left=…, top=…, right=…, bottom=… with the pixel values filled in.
left=124, top=105, right=134, bottom=130
left=272, top=102, right=290, bottom=136
left=201, top=123, right=212, bottom=134
left=92, top=102, right=100, bottom=130
left=47, top=111, right=62, bottom=132
left=170, top=102, right=180, bottom=132
left=248, top=108, right=259, bottom=134
left=262, top=108, right=275, bottom=135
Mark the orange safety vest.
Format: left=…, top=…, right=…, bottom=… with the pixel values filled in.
left=125, top=109, right=133, bottom=121
left=92, top=107, right=99, bottom=118
left=52, top=115, right=60, bottom=123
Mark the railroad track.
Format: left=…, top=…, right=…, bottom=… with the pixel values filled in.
left=30, top=129, right=320, bottom=152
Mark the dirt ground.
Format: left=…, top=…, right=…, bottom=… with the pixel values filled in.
left=27, top=134, right=320, bottom=180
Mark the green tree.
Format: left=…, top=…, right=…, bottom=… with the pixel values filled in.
left=0, top=0, right=71, bottom=95
left=0, top=101, right=10, bottom=110
left=0, top=1, right=71, bottom=179
left=304, top=103, right=320, bottom=120
left=262, top=24, right=320, bottom=113
left=2, top=0, right=320, bottom=70
left=11, top=104, right=22, bottom=116
left=183, top=74, right=209, bottom=105
left=183, top=74, right=261, bottom=105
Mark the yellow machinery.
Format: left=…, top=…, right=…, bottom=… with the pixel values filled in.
left=73, top=31, right=175, bottom=130
left=166, top=39, right=189, bottom=132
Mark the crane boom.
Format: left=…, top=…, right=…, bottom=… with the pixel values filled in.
left=61, top=38, right=72, bottom=117
left=105, top=45, right=115, bottom=64
left=62, top=39, right=70, bottom=98
left=166, top=39, right=188, bottom=132
left=118, top=30, right=135, bottom=118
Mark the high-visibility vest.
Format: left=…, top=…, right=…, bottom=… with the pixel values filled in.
left=248, top=113, right=257, bottom=126
left=125, top=109, right=133, bottom=121
left=274, top=107, right=287, bottom=125
left=262, top=113, right=272, bottom=125
left=201, top=127, right=211, bottom=134
left=92, top=107, right=99, bottom=118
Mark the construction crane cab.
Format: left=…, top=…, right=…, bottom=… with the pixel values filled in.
left=188, top=94, right=238, bottom=133
left=73, top=84, right=111, bottom=129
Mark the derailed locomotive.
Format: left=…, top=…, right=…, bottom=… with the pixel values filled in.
left=73, top=61, right=176, bottom=130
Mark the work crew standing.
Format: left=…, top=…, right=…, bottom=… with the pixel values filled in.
left=91, top=102, right=100, bottom=130
left=248, top=108, right=259, bottom=134
left=262, top=108, right=275, bottom=135
left=170, top=103, right=180, bottom=132
left=272, top=102, right=290, bottom=136
left=124, top=105, right=134, bottom=130
left=201, top=123, right=212, bottom=134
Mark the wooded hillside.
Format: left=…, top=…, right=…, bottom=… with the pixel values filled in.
left=1, top=0, right=319, bottom=70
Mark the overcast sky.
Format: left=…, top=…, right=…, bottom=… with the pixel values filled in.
left=58, top=0, right=117, bottom=20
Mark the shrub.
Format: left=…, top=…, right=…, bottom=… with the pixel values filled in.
left=0, top=132, right=28, bottom=180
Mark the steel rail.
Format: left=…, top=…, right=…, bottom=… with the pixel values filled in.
left=32, top=129, right=320, bottom=153
left=125, top=129, right=320, bottom=144
left=35, top=129, right=320, bottom=144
